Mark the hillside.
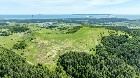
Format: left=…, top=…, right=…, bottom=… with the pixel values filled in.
left=0, top=26, right=125, bottom=69
left=2, top=26, right=140, bottom=78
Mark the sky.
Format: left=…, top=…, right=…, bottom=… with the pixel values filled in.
left=0, top=0, right=140, bottom=14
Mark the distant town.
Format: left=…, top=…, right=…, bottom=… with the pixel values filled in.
left=0, top=17, right=140, bottom=29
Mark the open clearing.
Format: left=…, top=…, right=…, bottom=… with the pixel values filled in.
left=0, top=26, right=125, bottom=70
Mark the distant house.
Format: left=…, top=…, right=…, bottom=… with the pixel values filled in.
left=128, top=26, right=140, bottom=29
left=0, top=22, right=9, bottom=25
left=29, top=22, right=58, bottom=27
left=45, top=22, right=57, bottom=25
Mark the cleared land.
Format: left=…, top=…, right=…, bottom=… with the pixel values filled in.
left=0, top=26, right=125, bottom=70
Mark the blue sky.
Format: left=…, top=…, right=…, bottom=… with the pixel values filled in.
left=0, top=0, right=140, bottom=14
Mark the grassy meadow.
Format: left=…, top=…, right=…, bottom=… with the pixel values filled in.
left=0, top=26, right=126, bottom=70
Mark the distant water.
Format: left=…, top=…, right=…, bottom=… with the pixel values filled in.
left=115, top=15, right=140, bottom=20
left=0, top=15, right=77, bottom=19
left=0, top=14, right=112, bottom=19
left=0, top=14, right=140, bottom=20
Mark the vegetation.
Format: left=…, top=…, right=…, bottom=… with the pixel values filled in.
left=57, top=26, right=82, bottom=34
left=58, top=51, right=134, bottom=78
left=12, top=41, right=27, bottom=50
left=1, top=24, right=140, bottom=78
left=0, top=31, right=11, bottom=36
left=57, top=34, right=138, bottom=78
left=0, top=47, right=59, bottom=78
left=9, top=26, right=30, bottom=33
left=2, top=26, right=120, bottom=66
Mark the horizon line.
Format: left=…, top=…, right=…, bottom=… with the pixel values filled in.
left=0, top=14, right=140, bottom=15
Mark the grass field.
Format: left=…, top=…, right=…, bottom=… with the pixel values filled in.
left=0, top=26, right=126, bottom=70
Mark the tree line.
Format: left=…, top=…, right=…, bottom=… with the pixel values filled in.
left=57, top=27, right=140, bottom=78
left=1, top=26, right=140, bottom=78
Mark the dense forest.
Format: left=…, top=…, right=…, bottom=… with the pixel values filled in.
left=57, top=34, right=139, bottom=78
left=0, top=26, right=30, bottom=37
left=1, top=26, right=140, bottom=78
left=0, top=47, right=51, bottom=78
left=57, top=26, right=140, bottom=78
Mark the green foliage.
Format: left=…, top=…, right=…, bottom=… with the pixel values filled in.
left=0, top=31, right=11, bottom=36
left=12, top=41, right=27, bottom=50
left=65, top=26, right=82, bottom=34
left=129, top=29, right=140, bottom=37
left=0, top=47, right=58, bottom=78
left=58, top=26, right=82, bottom=34
left=101, top=34, right=129, bottom=52
left=46, top=26, right=58, bottom=29
left=2, top=25, right=140, bottom=78
left=58, top=51, right=134, bottom=78
left=97, top=34, right=140, bottom=77
left=104, top=26, right=130, bottom=33
left=57, top=33, right=140, bottom=78
left=9, top=26, right=29, bottom=33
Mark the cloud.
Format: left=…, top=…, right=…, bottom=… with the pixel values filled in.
left=0, top=0, right=132, bottom=7
left=0, top=0, right=134, bottom=14
left=30, top=0, right=131, bottom=7
left=87, top=0, right=132, bottom=6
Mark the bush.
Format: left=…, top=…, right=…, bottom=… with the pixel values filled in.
left=13, top=41, right=27, bottom=50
